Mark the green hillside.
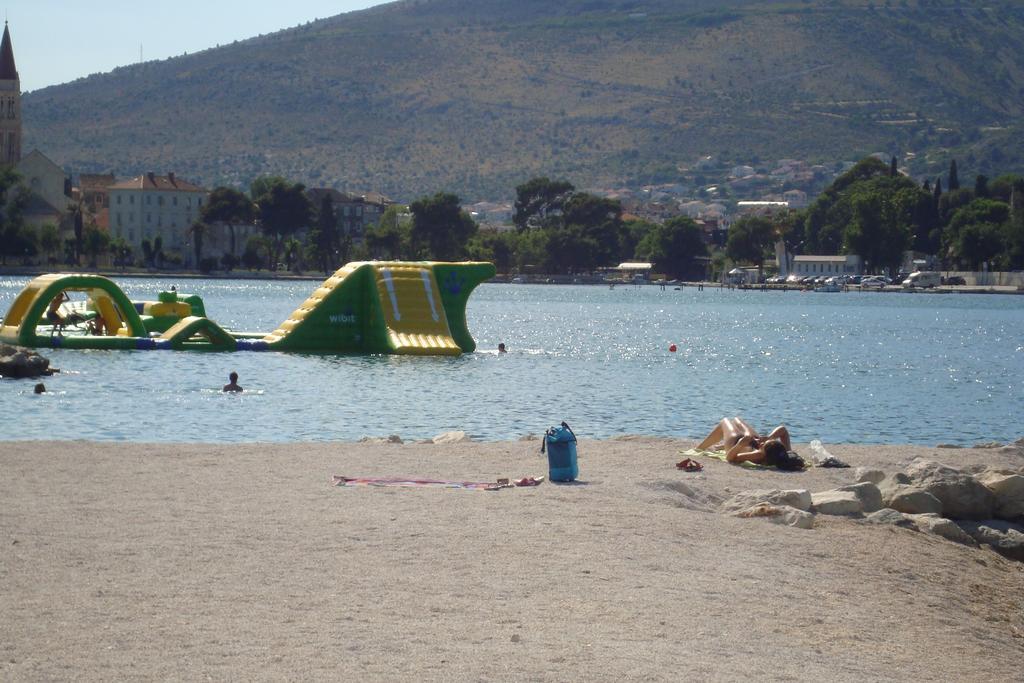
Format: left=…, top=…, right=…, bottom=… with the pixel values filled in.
left=22, top=0, right=1024, bottom=200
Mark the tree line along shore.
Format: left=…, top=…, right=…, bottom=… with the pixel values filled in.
left=2, top=157, right=1022, bottom=284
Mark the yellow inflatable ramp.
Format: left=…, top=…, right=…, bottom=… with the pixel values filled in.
left=374, top=264, right=461, bottom=355
left=263, top=262, right=361, bottom=346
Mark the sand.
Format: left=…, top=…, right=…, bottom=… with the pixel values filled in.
left=2, top=438, right=1022, bottom=681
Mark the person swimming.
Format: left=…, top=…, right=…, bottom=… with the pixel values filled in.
left=697, top=417, right=804, bottom=470
left=222, top=371, right=243, bottom=393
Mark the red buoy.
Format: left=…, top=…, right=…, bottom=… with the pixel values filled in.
left=669, top=344, right=677, bottom=353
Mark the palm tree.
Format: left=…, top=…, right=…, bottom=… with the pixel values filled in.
left=39, top=223, right=61, bottom=265
left=187, top=221, right=214, bottom=271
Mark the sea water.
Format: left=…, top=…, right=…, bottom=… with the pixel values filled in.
left=1, top=277, right=1021, bottom=445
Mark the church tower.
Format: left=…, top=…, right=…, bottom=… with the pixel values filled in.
left=0, top=21, right=22, bottom=165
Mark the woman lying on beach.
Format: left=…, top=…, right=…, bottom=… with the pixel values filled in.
left=697, top=417, right=805, bottom=470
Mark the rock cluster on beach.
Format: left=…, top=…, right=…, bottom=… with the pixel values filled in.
left=0, top=343, right=56, bottom=379
left=724, top=454, right=1024, bottom=561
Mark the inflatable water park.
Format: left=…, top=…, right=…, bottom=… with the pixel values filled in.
left=0, top=261, right=495, bottom=355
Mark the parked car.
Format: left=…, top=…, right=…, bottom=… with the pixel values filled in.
left=861, top=277, right=886, bottom=288
left=942, top=275, right=967, bottom=286
left=892, top=271, right=911, bottom=285
left=847, top=275, right=862, bottom=285
left=786, top=274, right=803, bottom=284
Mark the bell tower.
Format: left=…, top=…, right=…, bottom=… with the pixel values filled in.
left=0, top=21, right=22, bottom=166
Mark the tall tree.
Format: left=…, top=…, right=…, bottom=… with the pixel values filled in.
left=188, top=220, right=213, bottom=270
left=974, top=174, right=989, bottom=198
left=409, top=193, right=477, bottom=260
left=365, top=204, right=410, bottom=259
left=202, top=187, right=256, bottom=260
left=1006, top=179, right=1024, bottom=268
left=312, top=194, right=340, bottom=273
left=513, top=177, right=574, bottom=230
left=948, top=159, right=960, bottom=191
left=635, top=216, right=707, bottom=279
left=0, top=167, right=34, bottom=265
left=561, top=192, right=624, bottom=269
left=843, top=188, right=913, bottom=276
left=252, top=177, right=313, bottom=269
left=726, top=216, right=775, bottom=277
left=943, top=199, right=1010, bottom=269
left=39, top=223, right=61, bottom=265
left=82, top=224, right=110, bottom=269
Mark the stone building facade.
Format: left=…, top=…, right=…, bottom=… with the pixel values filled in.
left=109, top=172, right=209, bottom=265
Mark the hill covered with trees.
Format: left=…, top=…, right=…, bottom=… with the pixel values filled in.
left=22, top=0, right=1024, bottom=200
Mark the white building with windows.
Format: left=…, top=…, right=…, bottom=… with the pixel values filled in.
left=109, top=172, right=209, bottom=266
left=790, top=254, right=862, bottom=277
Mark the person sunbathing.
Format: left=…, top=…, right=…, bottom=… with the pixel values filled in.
left=697, top=417, right=804, bottom=470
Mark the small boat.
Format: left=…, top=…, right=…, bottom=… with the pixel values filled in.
left=813, top=283, right=843, bottom=293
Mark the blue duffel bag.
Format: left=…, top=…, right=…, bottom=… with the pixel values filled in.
left=542, top=422, right=578, bottom=482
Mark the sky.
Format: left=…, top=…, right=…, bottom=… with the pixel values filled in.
left=5, top=1, right=387, bottom=93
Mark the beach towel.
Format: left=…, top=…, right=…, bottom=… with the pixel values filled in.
left=680, top=448, right=811, bottom=470
left=680, top=447, right=769, bottom=469
left=333, top=475, right=503, bottom=490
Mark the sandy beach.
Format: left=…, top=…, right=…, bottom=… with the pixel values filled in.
left=2, top=438, right=1022, bottom=681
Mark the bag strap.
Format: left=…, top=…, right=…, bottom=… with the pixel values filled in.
left=561, top=421, right=576, bottom=443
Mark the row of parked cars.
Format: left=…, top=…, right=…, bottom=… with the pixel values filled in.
left=763, top=271, right=966, bottom=288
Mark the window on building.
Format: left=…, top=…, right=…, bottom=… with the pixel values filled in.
left=147, top=213, right=151, bottom=223
left=197, top=198, right=202, bottom=207
left=117, top=213, right=122, bottom=226
left=157, top=216, right=162, bottom=227
left=186, top=198, right=191, bottom=207
left=147, top=195, right=152, bottom=205
left=130, top=195, right=135, bottom=205
left=173, top=196, right=178, bottom=206
left=129, top=231, right=134, bottom=241
left=117, top=195, right=122, bottom=205
left=158, top=195, right=164, bottom=206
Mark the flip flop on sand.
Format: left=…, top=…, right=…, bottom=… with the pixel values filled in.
left=676, top=458, right=703, bottom=472
left=514, top=476, right=544, bottom=486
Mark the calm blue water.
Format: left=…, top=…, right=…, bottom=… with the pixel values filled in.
left=2, top=276, right=1022, bottom=445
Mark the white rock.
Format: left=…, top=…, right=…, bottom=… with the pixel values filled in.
left=854, top=468, right=886, bottom=485
left=904, top=459, right=995, bottom=520
left=863, top=508, right=918, bottom=529
left=877, top=471, right=911, bottom=498
left=976, top=473, right=1024, bottom=520
left=908, top=514, right=977, bottom=545
left=431, top=430, right=472, bottom=444
left=720, top=489, right=812, bottom=513
left=837, top=481, right=883, bottom=513
left=811, top=490, right=863, bottom=516
left=733, top=504, right=815, bottom=530
left=886, top=486, right=944, bottom=516
left=955, top=520, right=1024, bottom=561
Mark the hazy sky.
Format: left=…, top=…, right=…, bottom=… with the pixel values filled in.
left=5, top=1, right=387, bottom=93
